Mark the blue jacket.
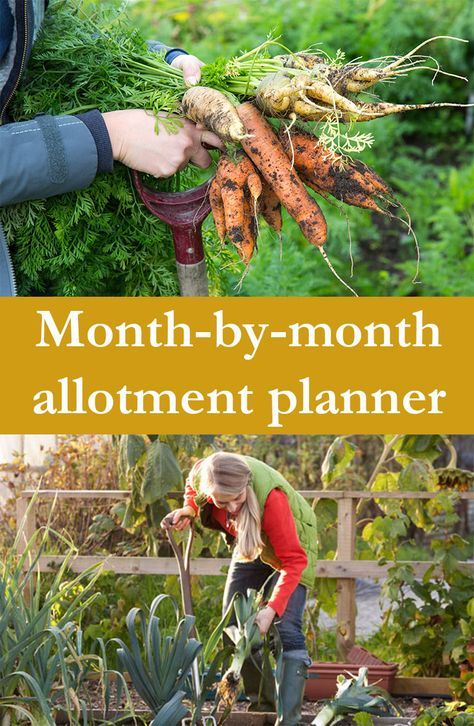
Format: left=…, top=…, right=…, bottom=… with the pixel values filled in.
left=0, top=0, right=186, bottom=295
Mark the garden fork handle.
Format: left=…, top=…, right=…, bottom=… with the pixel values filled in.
left=132, top=171, right=211, bottom=297
left=164, top=521, right=196, bottom=629
left=164, top=521, right=201, bottom=700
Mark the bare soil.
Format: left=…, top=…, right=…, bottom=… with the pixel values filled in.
left=81, top=680, right=443, bottom=724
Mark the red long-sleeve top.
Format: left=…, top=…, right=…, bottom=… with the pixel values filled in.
left=184, top=466, right=308, bottom=616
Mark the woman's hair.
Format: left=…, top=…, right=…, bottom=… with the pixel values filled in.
left=200, top=452, right=263, bottom=561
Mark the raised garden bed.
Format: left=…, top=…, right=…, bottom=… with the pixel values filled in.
left=305, top=645, right=399, bottom=700
left=70, top=671, right=450, bottom=725
left=55, top=713, right=413, bottom=725
left=55, top=687, right=443, bottom=725
left=306, top=661, right=399, bottom=700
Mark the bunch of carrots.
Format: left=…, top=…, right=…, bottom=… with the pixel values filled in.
left=184, top=93, right=409, bottom=293
left=180, top=38, right=472, bottom=292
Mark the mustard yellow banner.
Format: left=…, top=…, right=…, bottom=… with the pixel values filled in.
left=0, top=297, right=472, bottom=433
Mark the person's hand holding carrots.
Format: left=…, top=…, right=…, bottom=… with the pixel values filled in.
left=102, top=51, right=225, bottom=178
left=169, top=53, right=204, bottom=87
left=102, top=111, right=223, bottom=178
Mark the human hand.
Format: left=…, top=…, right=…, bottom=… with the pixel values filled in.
left=102, top=110, right=223, bottom=177
left=255, top=606, right=276, bottom=636
left=170, top=54, right=204, bottom=86
left=161, top=506, right=196, bottom=531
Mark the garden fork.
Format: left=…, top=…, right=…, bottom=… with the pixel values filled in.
left=164, top=519, right=202, bottom=703
left=132, top=171, right=212, bottom=297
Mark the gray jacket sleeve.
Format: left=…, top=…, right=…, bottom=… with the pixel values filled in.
left=0, top=114, right=99, bottom=206
left=148, top=40, right=188, bottom=64
left=148, top=40, right=168, bottom=54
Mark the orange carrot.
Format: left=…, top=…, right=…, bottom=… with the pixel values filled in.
left=240, top=195, right=257, bottom=264
left=247, top=172, right=263, bottom=202
left=216, top=152, right=257, bottom=189
left=301, top=174, right=387, bottom=214
left=209, top=178, right=227, bottom=243
left=236, top=102, right=327, bottom=247
left=259, top=180, right=282, bottom=234
left=219, top=183, right=256, bottom=264
left=214, top=151, right=262, bottom=263
left=300, top=170, right=387, bottom=213
left=279, top=126, right=392, bottom=201
left=220, top=182, right=247, bottom=255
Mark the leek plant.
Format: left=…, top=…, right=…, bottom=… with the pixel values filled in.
left=115, top=588, right=280, bottom=725
left=0, top=506, right=107, bottom=724
left=111, top=591, right=239, bottom=725
left=216, top=589, right=263, bottom=711
left=214, top=588, right=283, bottom=722
left=312, top=667, right=400, bottom=726
left=112, top=595, right=202, bottom=726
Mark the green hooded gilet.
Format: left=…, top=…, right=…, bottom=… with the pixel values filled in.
left=193, top=455, right=318, bottom=589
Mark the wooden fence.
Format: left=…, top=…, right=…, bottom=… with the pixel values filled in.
left=16, top=488, right=474, bottom=660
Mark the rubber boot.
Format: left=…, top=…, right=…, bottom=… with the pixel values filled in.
left=275, top=658, right=308, bottom=725
left=241, top=651, right=276, bottom=712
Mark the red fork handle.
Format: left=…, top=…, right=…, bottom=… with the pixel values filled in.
left=132, top=171, right=213, bottom=296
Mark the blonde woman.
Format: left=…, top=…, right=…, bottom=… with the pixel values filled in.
left=164, top=451, right=318, bottom=726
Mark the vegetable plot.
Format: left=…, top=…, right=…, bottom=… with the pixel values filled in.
left=6, top=0, right=473, bottom=294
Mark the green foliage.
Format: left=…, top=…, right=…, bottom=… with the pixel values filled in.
left=362, top=512, right=410, bottom=559
left=2, top=0, right=235, bottom=296
left=376, top=535, right=474, bottom=677
left=399, top=459, right=438, bottom=491
left=307, top=625, right=338, bottom=662
left=308, top=434, right=474, bottom=677
left=112, top=594, right=201, bottom=724
left=413, top=701, right=474, bottom=726
left=0, top=517, right=124, bottom=724
left=321, top=437, right=357, bottom=487
left=141, top=441, right=183, bottom=505
left=116, top=434, right=214, bottom=555
left=119, top=434, right=147, bottom=471
left=395, top=435, right=444, bottom=463
left=3, top=164, right=188, bottom=297
left=449, top=597, right=474, bottom=704
left=353, top=714, right=374, bottom=726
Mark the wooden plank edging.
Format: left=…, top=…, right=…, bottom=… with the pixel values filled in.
left=391, top=676, right=451, bottom=697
